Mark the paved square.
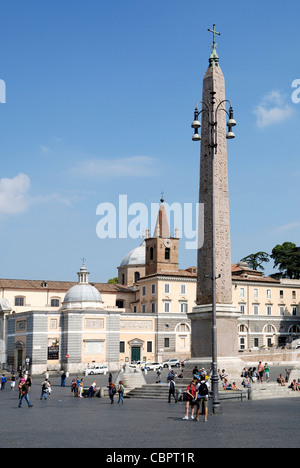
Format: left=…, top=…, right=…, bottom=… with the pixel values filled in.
left=0, top=374, right=300, bottom=448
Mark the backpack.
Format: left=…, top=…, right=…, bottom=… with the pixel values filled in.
left=112, top=386, right=117, bottom=395
left=198, top=382, right=208, bottom=397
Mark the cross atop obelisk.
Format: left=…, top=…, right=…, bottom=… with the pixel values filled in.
left=208, top=24, right=220, bottom=50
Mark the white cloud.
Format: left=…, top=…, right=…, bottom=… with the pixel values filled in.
left=0, top=173, right=31, bottom=215
left=275, top=221, right=300, bottom=233
left=69, top=156, right=157, bottom=179
left=254, top=90, right=295, bottom=128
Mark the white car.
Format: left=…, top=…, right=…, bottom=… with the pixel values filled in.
left=163, top=358, right=180, bottom=368
left=143, top=362, right=163, bottom=371
left=83, top=365, right=108, bottom=376
left=130, top=361, right=146, bottom=369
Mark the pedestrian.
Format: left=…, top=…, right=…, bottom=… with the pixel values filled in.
left=195, top=378, right=209, bottom=422
left=40, top=379, right=50, bottom=400
left=70, top=379, right=77, bottom=397
left=1, top=375, right=7, bottom=390
left=78, top=379, right=84, bottom=398
left=183, top=380, right=197, bottom=420
left=108, top=382, right=116, bottom=404
left=61, top=371, right=66, bottom=387
left=18, top=380, right=33, bottom=408
left=285, top=369, right=291, bottom=383
left=10, top=374, right=16, bottom=391
left=168, top=377, right=177, bottom=403
left=156, top=368, right=162, bottom=383
left=26, top=374, right=32, bottom=392
left=18, top=376, right=25, bottom=399
left=108, top=373, right=113, bottom=384
left=264, top=363, right=270, bottom=382
left=117, top=381, right=125, bottom=404
left=258, top=361, right=264, bottom=383
left=192, top=366, right=198, bottom=379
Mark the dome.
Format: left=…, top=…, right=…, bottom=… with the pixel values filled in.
left=62, top=261, right=103, bottom=310
left=120, top=241, right=146, bottom=267
left=62, top=284, right=103, bottom=310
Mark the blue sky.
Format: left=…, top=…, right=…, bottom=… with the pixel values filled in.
left=0, top=0, right=299, bottom=282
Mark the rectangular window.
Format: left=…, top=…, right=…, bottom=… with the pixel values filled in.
left=254, top=338, right=259, bottom=348
left=239, top=304, right=245, bottom=314
left=164, top=301, right=170, bottom=313
left=240, top=337, right=245, bottom=350
left=266, top=305, right=272, bottom=316
left=292, top=291, right=297, bottom=300
left=142, top=304, right=146, bottom=313
left=253, top=304, right=259, bottom=315
left=147, top=341, right=153, bottom=353
left=240, top=288, right=245, bottom=298
left=133, top=305, right=137, bottom=313
left=279, top=306, right=285, bottom=316
left=164, top=338, right=170, bottom=348
left=180, top=302, right=188, bottom=313
left=164, top=284, right=170, bottom=294
left=142, top=286, right=146, bottom=297
left=292, top=306, right=298, bottom=316
left=280, top=290, right=284, bottom=299
left=15, top=297, right=25, bottom=307
left=267, top=289, right=272, bottom=299
left=151, top=284, right=156, bottom=295
left=120, top=341, right=125, bottom=353
left=253, top=288, right=259, bottom=298
left=151, top=302, right=156, bottom=313
left=180, top=284, right=186, bottom=295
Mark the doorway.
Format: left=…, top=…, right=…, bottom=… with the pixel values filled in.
left=131, top=346, right=141, bottom=363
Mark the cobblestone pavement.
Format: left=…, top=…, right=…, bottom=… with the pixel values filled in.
left=0, top=373, right=300, bottom=448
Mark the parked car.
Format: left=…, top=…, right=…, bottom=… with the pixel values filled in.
left=143, top=362, right=163, bottom=371
left=162, top=358, right=180, bottom=368
left=83, top=365, right=108, bottom=376
left=129, top=361, right=146, bottom=369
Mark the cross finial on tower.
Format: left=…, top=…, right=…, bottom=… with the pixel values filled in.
left=160, top=191, right=165, bottom=203
left=208, top=24, right=221, bottom=50
left=81, top=257, right=86, bottom=266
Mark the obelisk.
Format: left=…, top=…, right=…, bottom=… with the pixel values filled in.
left=189, top=27, right=241, bottom=374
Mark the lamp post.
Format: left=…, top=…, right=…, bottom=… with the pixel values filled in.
left=191, top=83, right=236, bottom=414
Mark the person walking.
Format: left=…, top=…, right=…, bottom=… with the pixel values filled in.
left=117, top=381, right=125, bottom=404
left=10, top=374, right=16, bottom=391
left=78, top=378, right=84, bottom=398
left=195, top=377, right=209, bottom=422
left=1, top=375, right=7, bottom=390
left=18, top=381, right=33, bottom=408
left=40, top=379, right=50, bottom=400
left=70, top=379, right=77, bottom=397
left=108, top=382, right=116, bottom=404
left=168, top=377, right=177, bottom=403
left=183, top=380, right=197, bottom=420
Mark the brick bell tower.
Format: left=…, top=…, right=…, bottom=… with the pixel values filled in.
left=145, top=197, right=179, bottom=276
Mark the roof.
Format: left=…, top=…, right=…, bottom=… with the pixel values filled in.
left=0, top=279, right=133, bottom=294
left=231, top=263, right=280, bottom=284
left=120, top=241, right=146, bottom=267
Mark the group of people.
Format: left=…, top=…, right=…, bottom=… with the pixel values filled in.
left=183, top=367, right=210, bottom=422
left=240, top=362, right=271, bottom=388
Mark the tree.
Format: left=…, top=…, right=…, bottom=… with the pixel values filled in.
left=240, top=252, right=270, bottom=271
left=271, top=242, right=300, bottom=279
left=107, top=277, right=119, bottom=284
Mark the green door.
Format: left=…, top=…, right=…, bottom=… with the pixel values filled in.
left=131, top=347, right=141, bottom=363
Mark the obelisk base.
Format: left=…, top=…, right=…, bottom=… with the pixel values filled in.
left=189, top=304, right=244, bottom=380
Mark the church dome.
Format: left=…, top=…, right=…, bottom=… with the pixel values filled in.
left=62, top=262, right=103, bottom=310
left=120, top=241, right=146, bottom=267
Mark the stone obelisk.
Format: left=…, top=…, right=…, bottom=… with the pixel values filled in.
left=189, top=28, right=241, bottom=374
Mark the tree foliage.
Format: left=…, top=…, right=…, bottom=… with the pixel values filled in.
left=240, top=251, right=270, bottom=271
left=271, top=242, right=300, bottom=279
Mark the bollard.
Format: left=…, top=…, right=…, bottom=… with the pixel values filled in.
left=248, top=388, right=253, bottom=400
left=99, top=387, right=105, bottom=398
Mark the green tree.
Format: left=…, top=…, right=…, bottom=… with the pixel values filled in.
left=240, top=252, right=270, bottom=271
left=271, top=242, right=300, bottom=279
left=107, top=277, right=119, bottom=284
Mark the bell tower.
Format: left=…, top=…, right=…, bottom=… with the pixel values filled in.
left=145, top=197, right=179, bottom=276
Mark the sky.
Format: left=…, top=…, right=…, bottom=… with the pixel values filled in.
left=0, top=0, right=299, bottom=283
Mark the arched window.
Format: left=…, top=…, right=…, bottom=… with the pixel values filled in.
left=165, top=247, right=170, bottom=260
